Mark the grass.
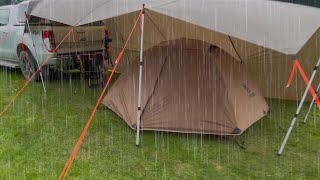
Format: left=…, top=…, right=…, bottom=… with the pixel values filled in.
left=0, top=66, right=319, bottom=179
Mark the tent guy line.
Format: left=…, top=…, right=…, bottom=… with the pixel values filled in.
left=27, top=0, right=320, bottom=55
left=1, top=0, right=317, bottom=165
left=72, top=0, right=113, bottom=27
left=58, top=9, right=144, bottom=180
left=228, top=35, right=243, bottom=63
left=0, top=28, right=75, bottom=118
left=0, top=0, right=122, bottom=117
left=149, top=0, right=179, bottom=9
left=279, top=57, right=320, bottom=155
left=145, top=12, right=167, bottom=40
left=286, top=59, right=320, bottom=109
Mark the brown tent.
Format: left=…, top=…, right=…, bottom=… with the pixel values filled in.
left=102, top=38, right=269, bottom=135
left=28, top=0, right=320, bottom=153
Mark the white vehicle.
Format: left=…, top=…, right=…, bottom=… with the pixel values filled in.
left=0, top=1, right=106, bottom=81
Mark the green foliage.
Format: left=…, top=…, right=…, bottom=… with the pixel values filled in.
left=273, top=0, right=320, bottom=8
left=0, top=0, right=24, bottom=6
left=0, top=0, right=11, bottom=6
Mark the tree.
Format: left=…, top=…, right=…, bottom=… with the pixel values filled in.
left=0, top=0, right=25, bottom=6
left=0, top=0, right=12, bottom=6
left=274, top=0, right=320, bottom=8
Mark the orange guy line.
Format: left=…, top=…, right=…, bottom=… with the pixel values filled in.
left=287, top=59, right=320, bottom=109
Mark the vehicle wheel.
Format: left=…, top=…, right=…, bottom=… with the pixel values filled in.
left=18, top=50, right=42, bottom=81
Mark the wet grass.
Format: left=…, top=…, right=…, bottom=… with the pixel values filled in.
left=0, top=66, right=319, bottom=179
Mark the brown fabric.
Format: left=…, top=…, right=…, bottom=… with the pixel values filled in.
left=28, top=0, right=320, bottom=101
left=230, top=28, right=320, bottom=101
left=105, top=11, right=320, bottom=101
left=104, top=10, right=241, bottom=72
left=29, top=0, right=320, bottom=55
left=102, top=38, right=269, bottom=135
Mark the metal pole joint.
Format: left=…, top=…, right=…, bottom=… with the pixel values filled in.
left=142, top=4, right=146, bottom=14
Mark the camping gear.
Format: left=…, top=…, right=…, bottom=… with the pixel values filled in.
left=27, top=0, right=320, bottom=154
left=278, top=57, right=320, bottom=155
left=102, top=38, right=269, bottom=135
left=27, top=0, right=320, bottom=100
left=78, top=54, right=104, bottom=87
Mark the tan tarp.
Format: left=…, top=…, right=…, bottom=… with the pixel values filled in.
left=28, top=0, right=320, bottom=55
left=102, top=38, right=269, bottom=135
left=28, top=0, right=320, bottom=100
left=104, top=10, right=320, bottom=101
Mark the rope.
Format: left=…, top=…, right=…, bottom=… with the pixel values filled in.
left=145, top=12, right=167, bottom=41
left=74, top=0, right=112, bottom=26
left=151, top=0, right=179, bottom=9
left=58, top=10, right=143, bottom=180
left=228, top=35, right=243, bottom=63
left=0, top=28, right=74, bottom=117
left=287, top=59, right=320, bottom=109
left=0, top=0, right=112, bottom=118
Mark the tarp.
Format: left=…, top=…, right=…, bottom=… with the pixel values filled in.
left=28, top=0, right=320, bottom=55
left=103, top=9, right=320, bottom=101
left=103, top=38, right=269, bottom=135
left=27, top=0, right=320, bottom=100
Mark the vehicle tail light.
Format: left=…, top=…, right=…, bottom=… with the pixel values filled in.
left=42, top=30, right=56, bottom=53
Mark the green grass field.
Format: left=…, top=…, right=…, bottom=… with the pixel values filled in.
left=0, top=67, right=319, bottom=179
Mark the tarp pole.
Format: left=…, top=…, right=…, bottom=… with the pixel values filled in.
left=25, top=14, right=47, bottom=93
left=303, top=82, right=320, bottom=123
left=136, top=5, right=145, bottom=146
left=278, top=57, right=320, bottom=155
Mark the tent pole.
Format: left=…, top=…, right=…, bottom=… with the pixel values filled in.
left=25, top=14, right=47, bottom=93
left=303, top=82, right=320, bottom=123
left=136, top=5, right=145, bottom=146
left=278, top=57, right=320, bottom=155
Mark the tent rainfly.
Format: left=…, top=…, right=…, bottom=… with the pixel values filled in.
left=27, top=0, right=320, bottom=154
left=102, top=38, right=269, bottom=135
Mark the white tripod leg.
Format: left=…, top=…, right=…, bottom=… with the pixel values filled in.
left=303, top=81, right=320, bottom=123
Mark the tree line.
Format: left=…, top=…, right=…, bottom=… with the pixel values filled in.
left=273, top=0, right=320, bottom=8
left=0, top=0, right=24, bottom=6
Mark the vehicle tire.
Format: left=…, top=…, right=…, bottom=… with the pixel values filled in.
left=18, top=50, right=48, bottom=81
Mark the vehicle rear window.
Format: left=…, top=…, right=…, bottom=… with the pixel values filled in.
left=18, top=4, right=28, bottom=23
left=0, top=9, right=10, bottom=26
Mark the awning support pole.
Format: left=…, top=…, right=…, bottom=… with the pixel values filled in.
left=278, top=57, right=320, bottom=155
left=136, top=4, right=145, bottom=146
left=25, top=13, right=47, bottom=93
left=303, top=82, right=320, bottom=123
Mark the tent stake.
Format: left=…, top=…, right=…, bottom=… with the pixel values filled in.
left=278, top=57, right=320, bottom=155
left=303, top=82, right=320, bottom=123
left=136, top=5, right=145, bottom=146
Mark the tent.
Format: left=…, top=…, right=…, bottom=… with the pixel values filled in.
left=102, top=38, right=269, bottom=135
left=27, top=0, right=320, bottom=154
left=27, top=0, right=320, bottom=101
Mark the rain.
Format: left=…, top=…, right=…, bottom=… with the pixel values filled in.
left=0, top=0, right=320, bottom=179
